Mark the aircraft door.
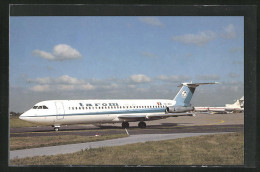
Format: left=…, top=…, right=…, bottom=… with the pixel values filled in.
left=55, top=102, right=64, bottom=120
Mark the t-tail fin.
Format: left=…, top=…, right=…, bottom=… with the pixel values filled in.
left=173, top=82, right=219, bottom=107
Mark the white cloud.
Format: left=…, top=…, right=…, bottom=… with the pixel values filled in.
left=56, top=75, right=85, bottom=85
left=28, top=75, right=94, bottom=92
left=196, top=74, right=220, bottom=81
left=53, top=44, right=82, bottom=60
left=172, top=31, right=217, bottom=46
left=129, top=74, right=151, bottom=83
left=138, top=17, right=164, bottom=27
left=32, top=50, right=55, bottom=60
left=172, top=24, right=237, bottom=46
left=30, top=85, right=51, bottom=92
left=156, top=75, right=191, bottom=82
left=222, top=24, right=236, bottom=39
left=29, top=77, right=52, bottom=84
left=32, top=44, right=82, bottom=61
left=28, top=75, right=85, bottom=85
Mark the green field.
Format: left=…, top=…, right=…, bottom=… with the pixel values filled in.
left=10, top=132, right=244, bottom=166
left=10, top=134, right=128, bottom=150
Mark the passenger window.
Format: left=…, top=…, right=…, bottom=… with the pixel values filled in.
left=38, top=106, right=43, bottom=109
left=33, top=106, right=38, bottom=109
left=43, top=106, right=48, bottom=109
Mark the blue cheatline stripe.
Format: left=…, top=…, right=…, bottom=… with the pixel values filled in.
left=24, top=108, right=166, bottom=117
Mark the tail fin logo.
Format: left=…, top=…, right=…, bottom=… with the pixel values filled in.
left=182, top=90, right=187, bottom=98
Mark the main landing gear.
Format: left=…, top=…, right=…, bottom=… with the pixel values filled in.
left=121, top=121, right=147, bottom=128
left=138, top=121, right=146, bottom=128
left=122, top=122, right=129, bottom=128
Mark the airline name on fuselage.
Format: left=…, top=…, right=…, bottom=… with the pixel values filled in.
left=79, top=103, right=119, bottom=107
left=78, top=102, right=165, bottom=107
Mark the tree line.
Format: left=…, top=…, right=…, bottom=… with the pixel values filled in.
left=10, top=112, right=22, bottom=116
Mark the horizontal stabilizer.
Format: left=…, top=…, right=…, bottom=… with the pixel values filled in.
left=177, top=82, right=219, bottom=88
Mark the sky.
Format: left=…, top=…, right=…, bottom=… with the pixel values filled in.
left=9, top=16, right=244, bottom=112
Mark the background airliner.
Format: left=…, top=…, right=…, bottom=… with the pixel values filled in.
left=19, top=82, right=217, bottom=131
left=194, top=96, right=244, bottom=114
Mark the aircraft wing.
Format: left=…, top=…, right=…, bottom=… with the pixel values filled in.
left=147, top=113, right=195, bottom=120
left=118, top=113, right=194, bottom=121
left=117, top=115, right=147, bottom=121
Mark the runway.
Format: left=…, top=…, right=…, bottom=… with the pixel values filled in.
left=10, top=113, right=244, bottom=137
left=9, top=113, right=244, bottom=160
left=10, top=124, right=243, bottom=137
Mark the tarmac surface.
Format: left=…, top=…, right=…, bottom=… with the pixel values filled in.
left=10, top=113, right=244, bottom=137
left=9, top=113, right=244, bottom=160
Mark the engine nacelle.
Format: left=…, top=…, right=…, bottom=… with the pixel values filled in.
left=166, top=106, right=194, bottom=113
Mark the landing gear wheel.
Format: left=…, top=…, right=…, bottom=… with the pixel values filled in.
left=138, top=121, right=146, bottom=128
left=122, top=122, right=129, bottom=128
left=54, top=127, right=59, bottom=131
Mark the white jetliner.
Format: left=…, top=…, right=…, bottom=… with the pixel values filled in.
left=20, top=82, right=217, bottom=131
left=194, top=96, right=244, bottom=114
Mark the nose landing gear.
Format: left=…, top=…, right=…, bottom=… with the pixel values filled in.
left=53, top=125, right=60, bottom=131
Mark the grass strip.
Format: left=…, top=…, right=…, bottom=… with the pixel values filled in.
left=10, top=132, right=244, bottom=166
left=10, top=134, right=128, bottom=150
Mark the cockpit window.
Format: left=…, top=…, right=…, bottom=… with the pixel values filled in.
left=33, top=105, right=49, bottom=109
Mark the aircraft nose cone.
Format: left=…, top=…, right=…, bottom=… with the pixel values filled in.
left=19, top=111, right=30, bottom=121
left=19, top=113, right=25, bottom=120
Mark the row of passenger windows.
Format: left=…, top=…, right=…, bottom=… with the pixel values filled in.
left=68, top=105, right=165, bottom=110
left=33, top=106, right=48, bottom=109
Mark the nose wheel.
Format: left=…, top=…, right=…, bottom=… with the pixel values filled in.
left=54, top=127, right=59, bottom=131
left=53, top=125, right=60, bottom=131
left=122, top=122, right=129, bottom=128
left=138, top=121, right=146, bottom=128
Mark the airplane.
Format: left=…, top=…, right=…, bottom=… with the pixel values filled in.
left=19, top=82, right=218, bottom=131
left=194, top=96, right=244, bottom=114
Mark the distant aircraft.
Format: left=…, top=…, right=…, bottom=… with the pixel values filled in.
left=194, top=96, right=244, bottom=114
left=19, top=82, right=218, bottom=131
